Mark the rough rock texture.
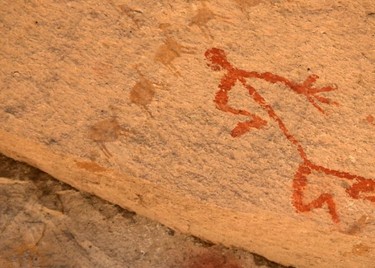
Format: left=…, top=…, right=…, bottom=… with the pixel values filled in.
left=1, top=154, right=280, bottom=268
left=0, top=0, right=374, bottom=267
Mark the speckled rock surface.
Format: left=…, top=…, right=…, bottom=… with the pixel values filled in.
left=0, top=0, right=374, bottom=267
left=1, top=154, right=276, bottom=268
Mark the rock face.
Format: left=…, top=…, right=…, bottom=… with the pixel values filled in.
left=0, top=154, right=262, bottom=268
left=0, top=0, right=374, bottom=267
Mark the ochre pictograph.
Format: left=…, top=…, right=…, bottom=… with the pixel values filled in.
left=189, top=3, right=233, bottom=38
left=88, top=117, right=127, bottom=158
left=130, top=67, right=165, bottom=117
left=205, top=48, right=375, bottom=223
left=366, top=115, right=375, bottom=126
left=130, top=69, right=156, bottom=107
left=118, top=3, right=144, bottom=28
left=154, top=38, right=194, bottom=76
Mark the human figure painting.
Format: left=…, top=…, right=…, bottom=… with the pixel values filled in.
left=205, top=48, right=375, bottom=223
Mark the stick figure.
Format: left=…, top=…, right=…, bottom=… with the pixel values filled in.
left=205, top=48, right=375, bottom=223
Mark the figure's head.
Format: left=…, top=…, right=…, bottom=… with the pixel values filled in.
left=204, top=48, right=231, bottom=71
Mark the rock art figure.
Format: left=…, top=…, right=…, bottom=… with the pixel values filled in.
left=189, top=3, right=233, bottom=38
left=154, top=38, right=194, bottom=76
left=130, top=67, right=163, bottom=117
left=366, top=115, right=375, bottom=126
left=130, top=71, right=156, bottom=107
left=118, top=4, right=144, bottom=28
left=88, top=117, right=127, bottom=158
left=205, top=47, right=375, bottom=223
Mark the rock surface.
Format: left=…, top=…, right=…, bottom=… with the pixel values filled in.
left=1, top=154, right=278, bottom=268
left=0, top=0, right=374, bottom=267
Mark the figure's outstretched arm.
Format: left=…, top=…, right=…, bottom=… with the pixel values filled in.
left=205, top=48, right=337, bottom=113
left=237, top=70, right=338, bottom=114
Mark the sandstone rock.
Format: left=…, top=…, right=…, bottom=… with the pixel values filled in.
left=0, top=0, right=374, bottom=267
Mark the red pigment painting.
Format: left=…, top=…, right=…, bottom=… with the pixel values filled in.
left=205, top=48, right=375, bottom=223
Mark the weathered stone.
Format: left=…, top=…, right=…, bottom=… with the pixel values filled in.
left=0, top=0, right=374, bottom=267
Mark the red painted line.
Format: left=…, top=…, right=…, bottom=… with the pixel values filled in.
left=205, top=48, right=375, bottom=223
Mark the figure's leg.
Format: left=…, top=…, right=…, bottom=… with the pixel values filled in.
left=215, top=85, right=267, bottom=137
left=292, top=163, right=339, bottom=223
left=98, top=142, right=112, bottom=158
left=308, top=163, right=375, bottom=203
left=230, top=116, right=267, bottom=137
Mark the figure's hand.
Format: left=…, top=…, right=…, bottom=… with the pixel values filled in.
left=299, top=74, right=338, bottom=113
left=346, top=179, right=375, bottom=202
